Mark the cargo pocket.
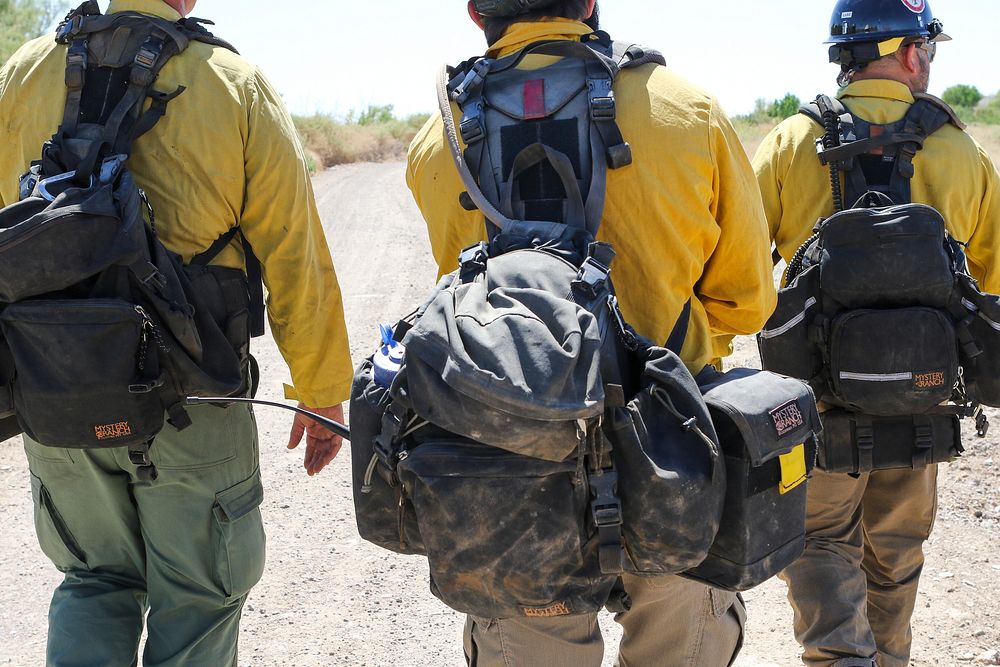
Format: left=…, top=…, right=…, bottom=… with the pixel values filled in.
left=397, top=439, right=611, bottom=619
left=0, top=299, right=164, bottom=448
left=758, top=265, right=822, bottom=384
left=29, top=473, right=87, bottom=571
left=212, top=469, right=266, bottom=604
left=829, top=308, right=957, bottom=415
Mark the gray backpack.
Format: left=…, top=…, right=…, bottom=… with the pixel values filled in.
left=348, top=34, right=741, bottom=620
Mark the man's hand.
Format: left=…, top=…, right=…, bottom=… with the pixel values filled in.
left=287, top=403, right=345, bottom=476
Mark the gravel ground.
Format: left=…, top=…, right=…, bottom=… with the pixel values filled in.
left=0, top=162, right=997, bottom=666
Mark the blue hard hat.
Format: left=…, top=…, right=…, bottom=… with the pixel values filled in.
left=827, top=0, right=949, bottom=44
left=471, top=0, right=560, bottom=18
left=826, top=0, right=949, bottom=66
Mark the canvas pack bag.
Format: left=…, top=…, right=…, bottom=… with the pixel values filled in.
left=759, top=93, right=992, bottom=472
left=0, top=2, right=263, bottom=477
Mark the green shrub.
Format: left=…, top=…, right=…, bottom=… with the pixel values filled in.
left=943, top=84, right=983, bottom=109
left=292, top=108, right=432, bottom=170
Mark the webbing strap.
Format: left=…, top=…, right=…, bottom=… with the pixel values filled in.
left=190, top=227, right=266, bottom=338
left=853, top=415, right=875, bottom=473
left=502, top=142, right=586, bottom=227
left=665, top=299, right=692, bottom=355
left=61, top=39, right=89, bottom=138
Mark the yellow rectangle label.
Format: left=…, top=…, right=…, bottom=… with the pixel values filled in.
left=779, top=444, right=808, bottom=495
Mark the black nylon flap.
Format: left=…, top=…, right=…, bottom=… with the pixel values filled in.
left=700, top=368, right=820, bottom=467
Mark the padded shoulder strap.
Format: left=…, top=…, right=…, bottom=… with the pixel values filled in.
left=798, top=94, right=848, bottom=127
left=610, top=40, right=666, bottom=69
left=911, top=92, right=966, bottom=131
left=177, top=17, right=240, bottom=54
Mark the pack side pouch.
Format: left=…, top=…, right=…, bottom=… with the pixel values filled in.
left=818, top=204, right=955, bottom=308
left=1, top=298, right=164, bottom=448
left=349, top=359, right=423, bottom=556
left=396, top=438, right=616, bottom=619
left=605, top=345, right=724, bottom=576
left=818, top=409, right=962, bottom=473
left=684, top=368, right=820, bottom=591
left=758, top=265, right=822, bottom=386
left=0, top=179, right=146, bottom=303
left=828, top=308, right=957, bottom=416
left=955, top=275, right=1000, bottom=407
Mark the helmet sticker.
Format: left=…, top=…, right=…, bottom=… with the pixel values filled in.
left=900, top=0, right=926, bottom=13
left=841, top=11, right=853, bottom=18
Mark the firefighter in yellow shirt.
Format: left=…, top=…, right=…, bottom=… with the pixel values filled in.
left=407, top=1, right=776, bottom=664
left=0, top=0, right=353, bottom=663
left=753, top=1, right=1000, bottom=665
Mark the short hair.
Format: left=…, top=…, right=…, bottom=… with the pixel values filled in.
left=483, top=1, right=599, bottom=46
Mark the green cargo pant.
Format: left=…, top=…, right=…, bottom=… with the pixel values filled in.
left=779, top=466, right=938, bottom=667
left=463, top=573, right=746, bottom=666
left=24, top=400, right=265, bottom=667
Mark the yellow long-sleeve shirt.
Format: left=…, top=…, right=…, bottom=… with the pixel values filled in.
left=753, top=79, right=1000, bottom=293
left=406, top=20, right=776, bottom=372
left=0, top=0, right=353, bottom=407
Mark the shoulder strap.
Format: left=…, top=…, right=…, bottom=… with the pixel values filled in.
left=611, top=41, right=666, bottom=69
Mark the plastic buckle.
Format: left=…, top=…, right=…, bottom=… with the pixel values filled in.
left=135, top=45, right=158, bottom=69
left=590, top=95, right=616, bottom=121
left=458, top=242, right=487, bottom=268
left=589, top=470, right=622, bottom=528
left=56, top=15, right=84, bottom=44
left=128, top=446, right=152, bottom=467
left=452, top=59, right=491, bottom=106
left=574, top=257, right=610, bottom=298
left=459, top=116, right=484, bottom=145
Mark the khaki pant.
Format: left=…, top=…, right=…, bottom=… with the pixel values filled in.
left=779, top=466, right=938, bottom=667
left=463, top=574, right=746, bottom=667
left=24, top=401, right=265, bottom=667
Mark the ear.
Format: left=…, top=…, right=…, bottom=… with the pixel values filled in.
left=467, top=1, right=486, bottom=30
left=584, top=0, right=596, bottom=19
left=897, top=43, right=922, bottom=75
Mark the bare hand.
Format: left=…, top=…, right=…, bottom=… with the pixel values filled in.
left=286, top=403, right=345, bottom=476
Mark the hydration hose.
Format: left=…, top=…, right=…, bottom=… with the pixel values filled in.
left=186, top=396, right=350, bottom=440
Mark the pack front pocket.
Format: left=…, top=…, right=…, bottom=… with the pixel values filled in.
left=828, top=308, right=957, bottom=416
left=396, top=439, right=615, bottom=619
left=1, top=299, right=164, bottom=447
left=955, top=275, right=1000, bottom=407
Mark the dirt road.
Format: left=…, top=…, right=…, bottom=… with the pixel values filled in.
left=1, top=162, right=998, bottom=666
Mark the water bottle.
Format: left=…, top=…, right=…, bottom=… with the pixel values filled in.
left=372, top=323, right=405, bottom=388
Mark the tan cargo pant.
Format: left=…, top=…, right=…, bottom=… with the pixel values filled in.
left=779, top=466, right=938, bottom=667
left=463, top=573, right=746, bottom=667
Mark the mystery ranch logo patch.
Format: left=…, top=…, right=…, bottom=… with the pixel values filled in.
left=770, top=400, right=805, bottom=438
left=522, top=602, right=572, bottom=618
left=900, top=0, right=926, bottom=13
left=94, top=421, right=133, bottom=441
left=914, top=371, right=946, bottom=389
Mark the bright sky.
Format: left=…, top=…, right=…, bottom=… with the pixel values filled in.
left=102, top=1, right=1000, bottom=118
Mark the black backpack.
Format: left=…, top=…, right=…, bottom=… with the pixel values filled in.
left=347, top=32, right=821, bottom=616
left=0, top=1, right=264, bottom=479
left=758, top=93, right=995, bottom=473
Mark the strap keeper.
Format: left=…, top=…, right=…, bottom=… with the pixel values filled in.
left=606, top=142, right=633, bottom=169
left=589, top=469, right=624, bottom=574
left=854, top=420, right=875, bottom=473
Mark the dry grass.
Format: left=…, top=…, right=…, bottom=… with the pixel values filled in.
left=293, top=112, right=430, bottom=171
left=967, top=123, right=1000, bottom=160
